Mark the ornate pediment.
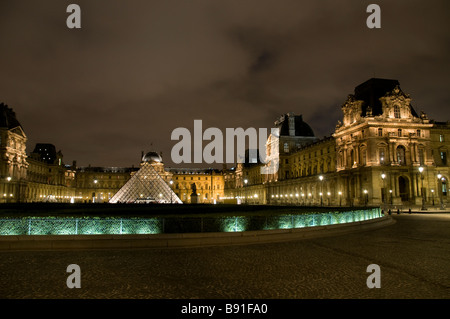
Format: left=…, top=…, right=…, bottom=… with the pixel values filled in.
left=385, top=85, right=410, bottom=99
left=9, top=126, right=26, bottom=138
left=341, top=94, right=364, bottom=126
left=379, top=85, right=414, bottom=119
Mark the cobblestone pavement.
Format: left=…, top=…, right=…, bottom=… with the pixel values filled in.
left=0, top=214, right=449, bottom=299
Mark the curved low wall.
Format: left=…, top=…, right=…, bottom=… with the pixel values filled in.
left=0, top=215, right=394, bottom=250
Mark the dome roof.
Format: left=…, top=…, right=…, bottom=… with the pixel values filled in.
left=277, top=114, right=315, bottom=137
left=142, top=151, right=162, bottom=163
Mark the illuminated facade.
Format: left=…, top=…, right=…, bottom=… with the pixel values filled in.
left=0, top=78, right=448, bottom=207
left=167, top=167, right=225, bottom=204
left=0, top=103, right=28, bottom=202
left=227, top=78, right=450, bottom=208
left=0, top=104, right=225, bottom=204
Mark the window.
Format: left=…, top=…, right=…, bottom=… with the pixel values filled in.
left=440, top=134, right=445, bottom=142
left=394, top=105, right=400, bottom=118
left=361, top=149, right=367, bottom=165
left=419, top=149, right=425, bottom=165
left=379, top=148, right=385, bottom=164
left=398, top=129, right=402, bottom=137
left=397, top=146, right=406, bottom=165
left=284, top=143, right=289, bottom=153
left=378, top=128, right=383, bottom=137
left=441, top=151, right=447, bottom=166
left=416, top=129, right=421, bottom=137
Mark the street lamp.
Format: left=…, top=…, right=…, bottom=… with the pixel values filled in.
left=418, top=166, right=426, bottom=210
left=437, top=173, right=444, bottom=210
left=338, top=191, right=342, bottom=206
left=319, top=175, right=324, bottom=206
left=363, top=189, right=368, bottom=206
left=243, top=179, right=248, bottom=204
left=381, top=173, right=386, bottom=206
left=169, top=180, right=174, bottom=204
left=431, top=189, right=435, bottom=206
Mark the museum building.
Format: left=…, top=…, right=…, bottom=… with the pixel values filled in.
left=0, top=78, right=449, bottom=207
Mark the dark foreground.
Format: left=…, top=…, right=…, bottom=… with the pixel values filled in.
left=0, top=214, right=449, bottom=299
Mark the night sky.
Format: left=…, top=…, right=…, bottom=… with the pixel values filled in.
left=0, top=0, right=449, bottom=168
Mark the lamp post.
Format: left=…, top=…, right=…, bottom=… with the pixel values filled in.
left=437, top=173, right=444, bottom=210
left=389, top=189, right=393, bottom=205
left=381, top=173, right=386, bottom=207
left=431, top=189, right=435, bottom=206
left=418, top=166, right=426, bottom=210
left=169, top=180, right=174, bottom=204
left=319, top=175, right=324, bottom=206
left=338, top=191, right=342, bottom=206
left=244, top=179, right=248, bottom=204
left=363, top=189, right=368, bottom=206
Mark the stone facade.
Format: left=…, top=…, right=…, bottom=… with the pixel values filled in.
left=225, top=78, right=450, bottom=208
left=1, top=78, right=448, bottom=207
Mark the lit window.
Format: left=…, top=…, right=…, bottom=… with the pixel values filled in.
left=379, top=148, right=385, bottom=164
left=394, top=105, right=400, bottom=118
left=397, top=146, right=406, bottom=165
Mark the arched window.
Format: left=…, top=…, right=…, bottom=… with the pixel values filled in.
left=361, top=148, right=367, bottom=166
left=396, top=145, right=406, bottom=165
left=419, top=148, right=425, bottom=165
left=379, top=148, right=386, bottom=164
left=394, top=105, right=401, bottom=118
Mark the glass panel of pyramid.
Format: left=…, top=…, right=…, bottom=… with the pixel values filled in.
left=109, top=163, right=182, bottom=204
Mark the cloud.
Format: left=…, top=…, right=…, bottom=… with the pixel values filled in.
left=0, top=0, right=449, bottom=167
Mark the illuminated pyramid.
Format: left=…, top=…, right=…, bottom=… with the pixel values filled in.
left=109, top=161, right=182, bottom=204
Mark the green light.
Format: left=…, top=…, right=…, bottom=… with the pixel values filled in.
left=0, top=208, right=383, bottom=236
left=222, top=217, right=247, bottom=232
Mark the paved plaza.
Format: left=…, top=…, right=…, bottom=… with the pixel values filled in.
left=0, top=213, right=449, bottom=299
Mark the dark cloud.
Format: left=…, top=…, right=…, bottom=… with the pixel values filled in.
left=0, top=0, right=449, bottom=167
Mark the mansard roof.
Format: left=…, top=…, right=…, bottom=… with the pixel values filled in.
left=354, top=78, right=419, bottom=117
left=0, top=102, right=23, bottom=130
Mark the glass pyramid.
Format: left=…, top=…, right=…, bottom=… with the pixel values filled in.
left=109, top=162, right=182, bottom=204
